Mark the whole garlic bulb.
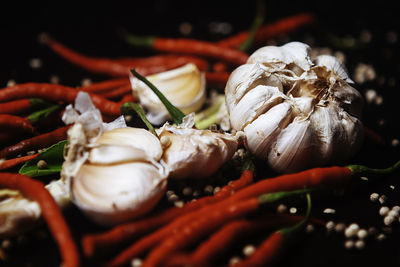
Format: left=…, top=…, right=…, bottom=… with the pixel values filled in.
left=67, top=127, right=169, bottom=226
left=225, top=42, right=364, bottom=173
left=62, top=92, right=169, bottom=226
left=130, top=63, right=206, bottom=125
left=157, top=115, right=239, bottom=179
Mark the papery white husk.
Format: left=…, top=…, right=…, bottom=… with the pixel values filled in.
left=130, top=63, right=206, bottom=125
left=225, top=42, right=364, bottom=173
left=157, top=115, right=240, bottom=179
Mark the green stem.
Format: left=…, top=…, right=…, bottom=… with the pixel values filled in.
left=347, top=159, right=400, bottom=177
left=27, top=104, right=60, bottom=124
left=242, top=152, right=256, bottom=172
left=194, top=96, right=224, bottom=130
left=120, top=102, right=157, bottom=136
left=258, top=188, right=313, bottom=205
left=120, top=29, right=154, bottom=47
left=29, top=98, right=53, bottom=107
left=279, top=193, right=312, bottom=235
left=239, top=0, right=265, bottom=51
left=130, top=68, right=185, bottom=125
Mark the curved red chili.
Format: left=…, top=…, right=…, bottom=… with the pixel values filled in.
left=79, top=78, right=130, bottom=93
left=0, top=125, right=70, bottom=159
left=0, top=99, right=33, bottom=114
left=217, top=13, right=316, bottom=48
left=0, top=154, right=38, bottom=171
left=205, top=72, right=230, bottom=90
left=141, top=197, right=260, bottom=267
left=0, top=114, right=36, bottom=135
left=0, top=83, right=121, bottom=117
left=0, top=173, right=80, bottom=267
left=124, top=35, right=249, bottom=66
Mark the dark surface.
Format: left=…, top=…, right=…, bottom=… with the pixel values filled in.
left=1, top=1, right=399, bottom=266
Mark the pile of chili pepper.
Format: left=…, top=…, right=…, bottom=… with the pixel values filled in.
left=1, top=6, right=399, bottom=267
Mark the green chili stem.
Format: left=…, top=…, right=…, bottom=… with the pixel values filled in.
left=258, top=188, right=313, bottom=205
left=279, top=193, right=311, bottom=235
left=347, top=159, right=400, bottom=177
left=194, top=96, right=224, bottom=129
left=120, top=102, right=157, bottom=136
left=130, top=68, right=185, bottom=125
left=242, top=152, right=256, bottom=172
left=239, top=0, right=265, bottom=51
left=27, top=104, right=60, bottom=124
left=120, top=30, right=154, bottom=47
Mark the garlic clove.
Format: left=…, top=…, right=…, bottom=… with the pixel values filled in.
left=244, top=102, right=293, bottom=158
left=158, top=124, right=238, bottom=179
left=314, top=55, right=353, bottom=83
left=0, top=197, right=41, bottom=237
left=95, top=127, right=163, bottom=162
left=0, top=178, right=69, bottom=237
left=330, top=82, right=363, bottom=118
left=225, top=63, right=283, bottom=114
left=88, top=145, right=150, bottom=164
left=130, top=63, right=206, bottom=125
left=72, top=162, right=168, bottom=226
left=268, top=119, right=319, bottom=173
left=230, top=85, right=285, bottom=130
left=247, top=42, right=312, bottom=72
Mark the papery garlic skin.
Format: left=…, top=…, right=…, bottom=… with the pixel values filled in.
left=157, top=120, right=239, bottom=179
left=130, top=63, right=206, bottom=125
left=225, top=42, right=364, bottom=173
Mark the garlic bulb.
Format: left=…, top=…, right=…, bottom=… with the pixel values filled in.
left=0, top=179, right=69, bottom=237
left=130, top=63, right=206, bottom=125
left=225, top=42, right=364, bottom=173
left=62, top=92, right=169, bottom=226
left=157, top=115, right=239, bottom=179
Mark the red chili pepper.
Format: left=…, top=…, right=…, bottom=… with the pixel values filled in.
left=82, top=170, right=253, bottom=259
left=142, top=197, right=261, bottom=267
left=233, top=231, right=284, bottom=267
left=115, top=54, right=209, bottom=71
left=217, top=13, right=316, bottom=48
left=118, top=94, right=136, bottom=105
left=40, top=34, right=209, bottom=77
left=99, top=84, right=133, bottom=99
left=79, top=78, right=130, bottom=93
left=0, top=114, right=36, bottom=135
left=0, top=153, right=38, bottom=171
left=0, top=173, right=79, bottom=267
left=0, top=99, right=32, bottom=114
left=0, top=83, right=121, bottom=117
left=205, top=72, right=230, bottom=90
left=124, top=34, right=249, bottom=66
left=190, top=214, right=305, bottom=267
left=0, top=125, right=70, bottom=159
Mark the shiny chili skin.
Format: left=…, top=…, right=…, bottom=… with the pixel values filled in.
left=82, top=170, right=253, bottom=259
left=217, top=13, right=315, bottom=48
left=0, top=83, right=121, bottom=117
left=0, top=173, right=80, bottom=267
left=151, top=37, right=249, bottom=66
left=0, top=153, right=38, bottom=171
left=42, top=34, right=209, bottom=76
left=99, top=84, right=133, bottom=99
left=227, top=167, right=352, bottom=203
left=0, top=114, right=36, bottom=134
left=0, top=99, right=33, bottom=114
left=79, top=78, right=130, bottom=93
left=141, top=197, right=260, bottom=267
left=233, top=231, right=285, bottom=267
left=0, top=125, right=70, bottom=159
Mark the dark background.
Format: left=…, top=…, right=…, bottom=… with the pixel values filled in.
left=0, top=1, right=399, bottom=266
